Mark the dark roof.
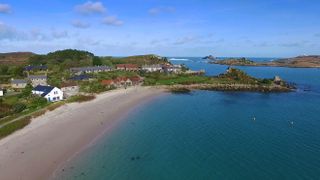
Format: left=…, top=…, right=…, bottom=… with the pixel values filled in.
left=33, top=85, right=54, bottom=97
left=24, top=65, right=48, bottom=71
left=70, top=74, right=92, bottom=81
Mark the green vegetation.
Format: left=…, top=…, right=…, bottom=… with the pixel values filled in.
left=29, top=49, right=94, bottom=67
left=144, top=73, right=212, bottom=86
left=0, top=116, right=31, bottom=139
left=107, top=55, right=169, bottom=66
left=213, top=57, right=256, bottom=65
left=67, top=95, right=96, bottom=103
left=144, top=68, right=276, bottom=87
left=170, top=87, right=192, bottom=94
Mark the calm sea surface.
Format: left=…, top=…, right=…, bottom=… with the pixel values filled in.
left=57, top=57, right=320, bottom=180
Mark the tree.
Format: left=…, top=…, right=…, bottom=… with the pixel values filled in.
left=93, top=56, right=103, bottom=66
left=0, top=65, right=9, bottom=75
left=20, top=84, right=33, bottom=98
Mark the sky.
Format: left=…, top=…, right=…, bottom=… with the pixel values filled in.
left=0, top=0, right=320, bottom=57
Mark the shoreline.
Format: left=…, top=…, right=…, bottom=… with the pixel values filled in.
left=0, top=86, right=166, bottom=180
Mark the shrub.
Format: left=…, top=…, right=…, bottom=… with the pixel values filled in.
left=47, top=102, right=65, bottom=111
left=31, top=109, right=47, bottom=118
left=13, top=103, right=27, bottom=113
left=0, top=116, right=31, bottom=139
left=67, top=95, right=95, bottom=103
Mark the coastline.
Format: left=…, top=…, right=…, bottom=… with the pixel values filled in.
left=0, top=86, right=166, bottom=180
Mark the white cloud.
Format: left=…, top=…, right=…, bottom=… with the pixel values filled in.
left=0, top=22, right=19, bottom=40
left=75, top=1, right=106, bottom=15
left=52, top=30, right=69, bottom=39
left=72, top=20, right=90, bottom=29
left=0, top=3, right=11, bottom=14
left=102, top=16, right=123, bottom=26
left=148, top=6, right=175, bottom=15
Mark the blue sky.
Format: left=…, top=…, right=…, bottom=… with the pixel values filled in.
left=0, top=0, right=319, bottom=57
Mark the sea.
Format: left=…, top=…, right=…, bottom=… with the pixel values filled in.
left=56, top=57, right=320, bottom=180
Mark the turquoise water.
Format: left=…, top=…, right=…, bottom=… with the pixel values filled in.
left=57, top=58, right=320, bottom=180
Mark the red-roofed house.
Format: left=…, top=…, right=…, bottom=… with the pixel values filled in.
left=114, top=77, right=132, bottom=87
left=129, top=76, right=143, bottom=86
left=101, top=80, right=115, bottom=87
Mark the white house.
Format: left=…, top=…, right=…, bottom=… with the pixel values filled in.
left=0, top=89, right=3, bottom=97
left=32, top=85, right=63, bottom=102
left=141, top=64, right=163, bottom=72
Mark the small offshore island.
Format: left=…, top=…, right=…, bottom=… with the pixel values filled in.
left=209, top=55, right=320, bottom=68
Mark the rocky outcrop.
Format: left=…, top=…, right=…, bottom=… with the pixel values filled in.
left=167, top=83, right=293, bottom=93
left=209, top=56, right=320, bottom=68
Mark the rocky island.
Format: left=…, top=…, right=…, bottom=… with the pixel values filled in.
left=210, top=55, right=320, bottom=68
left=145, top=67, right=294, bottom=93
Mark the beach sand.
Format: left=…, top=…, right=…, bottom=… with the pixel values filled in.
left=0, top=86, right=165, bottom=180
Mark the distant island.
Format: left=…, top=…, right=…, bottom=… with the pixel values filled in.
left=209, top=56, right=320, bottom=68
left=202, top=55, right=216, bottom=60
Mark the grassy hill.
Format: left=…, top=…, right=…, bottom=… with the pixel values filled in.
left=107, top=54, right=169, bottom=65
left=0, top=52, right=35, bottom=65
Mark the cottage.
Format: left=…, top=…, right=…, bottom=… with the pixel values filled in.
left=32, top=85, right=63, bottom=102
left=129, top=76, right=143, bottom=86
left=116, top=64, right=139, bottom=71
left=28, top=75, right=47, bottom=87
left=24, top=65, right=48, bottom=72
left=163, top=65, right=182, bottom=73
left=142, top=64, right=163, bottom=72
left=11, top=79, right=28, bottom=89
left=70, top=66, right=112, bottom=75
left=114, top=77, right=133, bottom=87
left=61, top=82, right=79, bottom=98
left=70, top=74, right=92, bottom=81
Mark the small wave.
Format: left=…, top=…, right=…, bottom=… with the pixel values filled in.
left=169, top=58, right=190, bottom=61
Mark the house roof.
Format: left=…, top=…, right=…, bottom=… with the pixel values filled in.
left=24, top=65, right=48, bottom=71
left=33, top=85, right=54, bottom=97
left=60, top=81, right=78, bottom=88
left=11, top=79, right=28, bottom=84
left=70, top=74, right=91, bottom=81
left=28, top=75, right=47, bottom=80
left=114, top=77, right=130, bottom=82
left=101, top=80, right=114, bottom=86
left=129, top=76, right=142, bottom=82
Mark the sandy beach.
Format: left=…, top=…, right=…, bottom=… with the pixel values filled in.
left=0, top=86, right=165, bottom=180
